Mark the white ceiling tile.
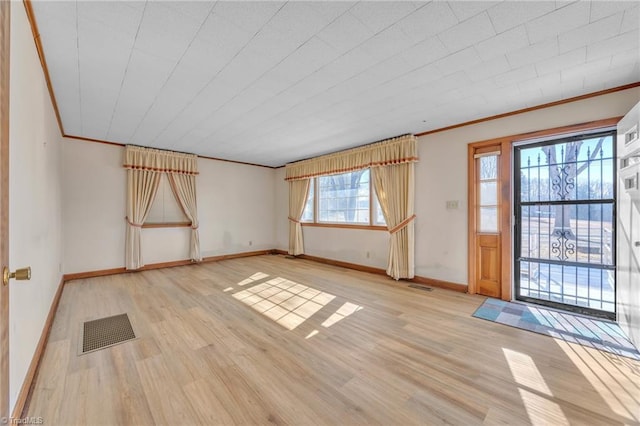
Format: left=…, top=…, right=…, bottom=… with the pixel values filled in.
left=475, top=25, right=529, bottom=61
left=396, top=2, right=459, bottom=44
left=436, top=47, right=482, bottom=75
left=507, top=38, right=559, bottom=69
left=518, top=72, right=561, bottom=94
left=133, top=2, right=207, bottom=61
left=449, top=1, right=500, bottom=22
left=558, top=12, right=625, bottom=53
left=398, top=37, right=448, bottom=69
left=610, top=48, right=640, bottom=70
left=620, top=5, right=639, bottom=33
left=77, top=1, right=143, bottom=41
left=213, top=1, right=284, bottom=34
left=265, top=2, right=341, bottom=45
left=487, top=1, right=555, bottom=34
left=196, top=13, right=254, bottom=56
left=467, top=55, right=511, bottom=82
left=359, top=27, right=413, bottom=62
left=526, top=2, right=591, bottom=44
left=536, top=47, right=586, bottom=76
left=349, top=1, right=421, bottom=34
left=438, top=12, right=496, bottom=52
left=493, top=65, right=539, bottom=87
left=590, top=1, right=636, bottom=22
left=161, top=1, right=217, bottom=23
left=316, top=12, right=374, bottom=54
left=587, top=30, right=640, bottom=61
left=561, top=57, right=612, bottom=83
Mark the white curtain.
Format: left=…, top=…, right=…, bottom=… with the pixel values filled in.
left=168, top=173, right=202, bottom=262
left=288, top=179, right=310, bottom=255
left=372, top=163, right=415, bottom=280
left=125, top=169, right=161, bottom=270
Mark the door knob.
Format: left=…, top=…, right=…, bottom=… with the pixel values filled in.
left=2, top=266, right=31, bottom=286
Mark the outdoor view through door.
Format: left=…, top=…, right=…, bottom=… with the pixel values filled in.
left=515, top=130, right=616, bottom=320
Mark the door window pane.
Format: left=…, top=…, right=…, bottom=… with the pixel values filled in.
left=480, top=181, right=498, bottom=205
left=480, top=156, right=498, bottom=180
left=480, top=207, right=498, bottom=232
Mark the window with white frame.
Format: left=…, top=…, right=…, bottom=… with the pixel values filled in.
left=301, top=169, right=386, bottom=226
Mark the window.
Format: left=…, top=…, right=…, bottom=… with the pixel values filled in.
left=477, top=154, right=499, bottom=233
left=301, top=169, right=386, bottom=227
left=145, top=174, right=190, bottom=226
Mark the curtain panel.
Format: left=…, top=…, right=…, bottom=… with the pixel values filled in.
left=285, top=134, right=417, bottom=181
left=124, top=145, right=201, bottom=269
left=168, top=173, right=202, bottom=262
left=125, top=169, right=161, bottom=270
left=372, top=163, right=415, bottom=279
left=288, top=179, right=310, bottom=255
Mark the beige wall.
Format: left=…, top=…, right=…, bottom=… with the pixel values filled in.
left=276, top=86, right=640, bottom=285
left=61, top=139, right=276, bottom=274
left=9, top=4, right=64, bottom=412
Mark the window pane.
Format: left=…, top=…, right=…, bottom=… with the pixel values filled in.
left=145, top=174, right=188, bottom=223
left=318, top=170, right=370, bottom=224
left=373, top=194, right=386, bottom=226
left=479, top=181, right=497, bottom=206
left=479, top=156, right=498, bottom=180
left=479, top=207, right=498, bottom=232
left=301, top=180, right=314, bottom=222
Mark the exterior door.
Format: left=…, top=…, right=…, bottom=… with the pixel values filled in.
left=473, top=146, right=502, bottom=298
left=514, top=130, right=617, bottom=319
left=0, top=0, right=9, bottom=417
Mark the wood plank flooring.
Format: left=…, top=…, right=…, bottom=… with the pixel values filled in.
left=25, top=255, right=640, bottom=425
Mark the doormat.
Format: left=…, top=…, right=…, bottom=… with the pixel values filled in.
left=81, top=313, right=136, bottom=354
left=472, top=298, right=640, bottom=360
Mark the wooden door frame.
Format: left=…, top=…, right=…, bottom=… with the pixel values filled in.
left=0, top=0, right=10, bottom=418
left=468, top=139, right=512, bottom=300
left=468, top=118, right=624, bottom=302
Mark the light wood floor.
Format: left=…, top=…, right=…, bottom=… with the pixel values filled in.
left=26, top=255, right=640, bottom=425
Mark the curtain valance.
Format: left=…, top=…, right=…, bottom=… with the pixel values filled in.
left=123, top=145, right=198, bottom=175
left=284, top=134, right=418, bottom=181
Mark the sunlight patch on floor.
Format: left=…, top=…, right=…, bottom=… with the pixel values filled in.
left=503, top=347, right=569, bottom=425
left=503, top=348, right=552, bottom=395
left=233, top=277, right=336, bottom=330
left=322, top=302, right=363, bottom=328
left=555, top=339, right=640, bottom=422
left=518, top=388, right=569, bottom=426
left=237, top=272, right=269, bottom=286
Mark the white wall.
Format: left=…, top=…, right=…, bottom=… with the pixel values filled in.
left=62, top=139, right=276, bottom=273
left=276, top=87, right=640, bottom=285
left=9, top=4, right=64, bottom=413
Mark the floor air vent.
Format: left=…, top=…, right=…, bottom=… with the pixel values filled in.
left=408, top=284, right=433, bottom=292
left=81, top=313, right=136, bottom=354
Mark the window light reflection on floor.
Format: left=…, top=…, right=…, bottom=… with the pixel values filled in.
left=503, top=348, right=569, bottom=425
left=232, top=277, right=336, bottom=330
left=237, top=272, right=269, bottom=286
left=322, top=302, right=363, bottom=328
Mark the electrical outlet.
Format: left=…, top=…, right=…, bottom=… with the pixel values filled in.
left=366, top=251, right=370, bottom=258
left=249, top=240, right=253, bottom=246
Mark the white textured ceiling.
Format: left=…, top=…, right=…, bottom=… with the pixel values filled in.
left=32, top=1, right=639, bottom=167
